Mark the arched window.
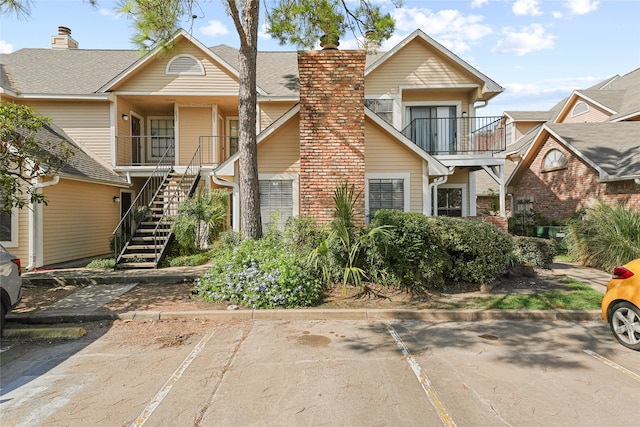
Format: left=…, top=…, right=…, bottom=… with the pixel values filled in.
left=542, top=149, right=567, bottom=169
left=571, top=101, right=589, bottom=117
left=166, top=54, right=205, bottom=75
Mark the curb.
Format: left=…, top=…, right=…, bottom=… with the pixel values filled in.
left=1, top=326, right=87, bottom=339
left=6, top=309, right=602, bottom=325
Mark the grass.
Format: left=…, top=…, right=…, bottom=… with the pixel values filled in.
left=86, top=258, right=116, bottom=268
left=458, top=278, right=602, bottom=310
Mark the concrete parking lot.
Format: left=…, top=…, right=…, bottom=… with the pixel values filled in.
left=1, top=318, right=639, bottom=426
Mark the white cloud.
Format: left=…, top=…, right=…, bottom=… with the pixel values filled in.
left=392, top=7, right=492, bottom=55
left=513, top=0, right=542, bottom=16
left=471, top=0, right=489, bottom=8
left=200, top=20, right=229, bottom=37
left=552, top=11, right=564, bottom=19
left=564, top=0, right=599, bottom=15
left=0, top=40, right=13, bottom=53
left=258, top=23, right=272, bottom=40
left=492, top=24, right=556, bottom=56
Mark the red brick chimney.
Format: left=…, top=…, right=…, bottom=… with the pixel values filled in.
left=298, top=49, right=366, bottom=225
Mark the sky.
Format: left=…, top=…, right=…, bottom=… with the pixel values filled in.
left=1, top=0, right=639, bottom=117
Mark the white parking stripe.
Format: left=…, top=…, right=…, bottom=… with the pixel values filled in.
left=132, top=331, right=215, bottom=427
left=584, top=350, right=640, bottom=382
left=385, top=323, right=457, bottom=427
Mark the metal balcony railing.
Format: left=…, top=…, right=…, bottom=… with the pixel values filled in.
left=400, top=116, right=506, bottom=155
left=115, top=135, right=235, bottom=166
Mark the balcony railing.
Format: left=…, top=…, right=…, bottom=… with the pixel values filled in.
left=400, top=116, right=506, bottom=155
left=116, top=135, right=228, bottom=167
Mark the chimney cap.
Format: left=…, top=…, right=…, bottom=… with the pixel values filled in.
left=58, top=26, right=71, bottom=35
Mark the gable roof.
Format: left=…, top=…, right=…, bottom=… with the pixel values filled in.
left=365, top=29, right=504, bottom=98
left=508, top=122, right=640, bottom=185
left=32, top=122, right=129, bottom=186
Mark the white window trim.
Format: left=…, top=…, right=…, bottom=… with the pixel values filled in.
left=147, top=116, right=175, bottom=161
left=165, top=54, right=205, bottom=75
left=365, top=172, right=411, bottom=221
left=258, top=173, right=299, bottom=217
left=571, top=101, right=589, bottom=117
left=1, top=206, right=19, bottom=247
left=226, top=116, right=239, bottom=159
left=402, top=101, right=463, bottom=128
left=436, top=183, right=468, bottom=217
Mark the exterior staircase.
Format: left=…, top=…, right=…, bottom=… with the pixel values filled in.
left=113, top=145, right=202, bottom=269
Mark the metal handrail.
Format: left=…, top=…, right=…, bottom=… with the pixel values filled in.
left=112, top=143, right=174, bottom=262
left=147, top=144, right=202, bottom=265
left=400, top=116, right=506, bottom=155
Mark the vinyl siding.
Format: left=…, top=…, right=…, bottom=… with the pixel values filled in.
left=115, top=41, right=239, bottom=94
left=259, top=102, right=297, bottom=131
left=366, top=40, right=480, bottom=95
left=178, top=105, right=212, bottom=165
left=42, top=179, right=121, bottom=265
left=561, top=100, right=610, bottom=123
left=364, top=123, right=423, bottom=213
left=23, top=101, right=112, bottom=164
left=257, top=117, right=300, bottom=174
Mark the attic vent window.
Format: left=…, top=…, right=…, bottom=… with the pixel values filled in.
left=166, top=54, right=205, bottom=75
left=571, top=101, right=589, bottom=117
left=542, top=149, right=567, bottom=170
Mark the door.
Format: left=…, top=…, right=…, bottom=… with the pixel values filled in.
left=409, top=106, right=456, bottom=154
left=131, top=116, right=142, bottom=165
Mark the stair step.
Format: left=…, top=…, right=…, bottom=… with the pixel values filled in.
left=118, top=262, right=156, bottom=269
left=136, top=228, right=171, bottom=234
left=120, top=253, right=156, bottom=259
left=127, top=245, right=163, bottom=250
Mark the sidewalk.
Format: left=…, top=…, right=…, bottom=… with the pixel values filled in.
left=6, top=261, right=609, bottom=326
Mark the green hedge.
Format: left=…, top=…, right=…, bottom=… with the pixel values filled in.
left=513, top=236, right=558, bottom=269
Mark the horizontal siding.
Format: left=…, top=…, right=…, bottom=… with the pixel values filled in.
left=365, top=123, right=423, bottom=213
left=178, top=106, right=212, bottom=164
left=24, top=101, right=112, bottom=164
left=562, top=101, right=610, bottom=123
left=366, top=40, right=479, bottom=95
left=257, top=117, right=300, bottom=174
left=42, top=179, right=121, bottom=265
left=259, top=102, right=297, bottom=131
left=116, top=41, right=239, bottom=94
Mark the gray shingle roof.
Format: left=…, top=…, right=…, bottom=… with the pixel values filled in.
left=33, top=122, right=128, bottom=186
left=0, top=49, right=139, bottom=94
left=547, top=122, right=640, bottom=179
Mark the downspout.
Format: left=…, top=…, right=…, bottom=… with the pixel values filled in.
left=474, top=100, right=488, bottom=111
left=428, top=176, right=448, bottom=217
left=211, top=172, right=240, bottom=233
left=27, top=175, right=60, bottom=271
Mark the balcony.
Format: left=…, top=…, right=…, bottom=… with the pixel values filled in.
left=115, top=135, right=233, bottom=167
left=400, top=116, right=506, bottom=156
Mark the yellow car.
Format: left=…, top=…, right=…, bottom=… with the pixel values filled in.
left=601, top=258, right=640, bottom=351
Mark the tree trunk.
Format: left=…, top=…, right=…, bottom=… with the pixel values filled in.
left=236, top=0, right=262, bottom=239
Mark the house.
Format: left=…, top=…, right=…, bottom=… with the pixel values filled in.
left=1, top=27, right=508, bottom=269
left=506, top=67, right=640, bottom=222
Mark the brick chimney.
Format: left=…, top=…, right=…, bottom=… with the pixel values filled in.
left=51, top=26, right=78, bottom=49
left=298, top=49, right=366, bottom=225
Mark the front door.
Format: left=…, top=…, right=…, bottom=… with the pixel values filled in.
left=131, top=116, right=142, bottom=165
left=409, top=106, right=456, bottom=154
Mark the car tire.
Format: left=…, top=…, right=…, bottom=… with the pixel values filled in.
left=609, top=301, right=640, bottom=351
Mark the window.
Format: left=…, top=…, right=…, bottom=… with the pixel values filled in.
left=542, top=149, right=567, bottom=170
left=437, top=187, right=463, bottom=217
left=149, top=119, right=175, bottom=159
left=571, top=101, right=589, bottom=117
left=365, top=99, right=393, bottom=124
left=228, top=119, right=239, bottom=157
left=259, top=180, right=293, bottom=232
left=166, top=54, right=205, bottom=75
left=0, top=202, right=18, bottom=247
left=366, top=173, right=410, bottom=221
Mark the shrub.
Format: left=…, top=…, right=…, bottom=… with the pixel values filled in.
left=86, top=258, right=115, bottom=268
left=433, top=217, right=513, bottom=285
left=368, top=210, right=449, bottom=290
left=195, top=234, right=324, bottom=309
left=566, top=201, right=640, bottom=271
left=173, top=188, right=229, bottom=255
left=512, top=236, right=558, bottom=269
left=167, top=252, right=210, bottom=267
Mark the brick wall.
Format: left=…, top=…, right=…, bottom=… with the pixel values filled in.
left=298, top=50, right=366, bottom=225
left=512, top=136, right=640, bottom=221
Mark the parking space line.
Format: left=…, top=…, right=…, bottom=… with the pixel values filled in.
left=133, top=331, right=215, bottom=427
left=385, top=323, right=457, bottom=427
left=583, top=350, right=640, bottom=382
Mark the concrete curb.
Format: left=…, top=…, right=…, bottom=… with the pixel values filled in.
left=1, top=326, right=87, bottom=339
left=7, top=309, right=603, bottom=324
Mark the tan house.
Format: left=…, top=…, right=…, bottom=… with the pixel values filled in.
left=506, top=67, right=640, bottom=221
left=1, top=27, right=508, bottom=268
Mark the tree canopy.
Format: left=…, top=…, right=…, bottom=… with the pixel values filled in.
left=0, top=102, right=74, bottom=213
